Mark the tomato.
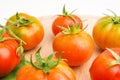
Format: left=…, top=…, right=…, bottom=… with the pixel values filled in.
left=52, top=5, right=83, bottom=35
left=90, top=48, right=120, bottom=80
left=52, top=25, right=94, bottom=66
left=6, top=13, right=44, bottom=51
left=92, top=10, right=120, bottom=49
left=17, top=61, right=76, bottom=80
left=16, top=48, right=76, bottom=80
left=0, top=33, right=20, bottom=77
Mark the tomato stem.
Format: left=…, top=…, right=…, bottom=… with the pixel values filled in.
left=104, top=9, right=120, bottom=24
left=8, top=12, right=33, bottom=27
left=0, top=25, right=14, bottom=42
left=106, top=48, right=120, bottom=67
left=16, top=41, right=24, bottom=58
left=107, top=48, right=120, bottom=60
left=61, top=5, right=76, bottom=20
left=0, top=24, right=26, bottom=44
left=6, top=27, right=26, bottom=44
left=59, top=23, right=86, bottom=35
left=30, top=47, right=61, bottom=74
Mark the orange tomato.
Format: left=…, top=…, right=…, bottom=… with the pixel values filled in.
left=6, top=13, right=44, bottom=51
left=17, top=61, right=76, bottom=80
left=53, top=25, right=94, bottom=66
left=16, top=48, right=76, bottom=80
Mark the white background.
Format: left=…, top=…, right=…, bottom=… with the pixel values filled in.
left=0, top=0, right=120, bottom=24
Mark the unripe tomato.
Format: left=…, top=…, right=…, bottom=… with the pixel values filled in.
left=93, top=10, right=120, bottom=49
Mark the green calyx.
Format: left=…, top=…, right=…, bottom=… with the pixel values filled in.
left=59, top=24, right=86, bottom=35
left=16, top=40, right=29, bottom=65
left=104, top=9, right=120, bottom=24
left=16, top=40, right=24, bottom=59
left=107, top=48, right=120, bottom=68
left=62, top=5, right=76, bottom=20
left=9, top=12, right=33, bottom=27
left=30, top=48, right=61, bottom=74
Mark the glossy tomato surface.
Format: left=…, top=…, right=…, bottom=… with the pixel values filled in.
left=93, top=16, right=120, bottom=49
left=16, top=61, right=76, bottom=80
left=6, top=13, right=44, bottom=51
left=90, top=48, right=120, bottom=80
left=0, top=33, right=20, bottom=77
left=52, top=15, right=83, bottom=35
left=53, top=31, right=94, bottom=66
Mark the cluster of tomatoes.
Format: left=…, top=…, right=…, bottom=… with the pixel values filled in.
left=0, top=12, right=45, bottom=79
left=1, top=5, right=120, bottom=80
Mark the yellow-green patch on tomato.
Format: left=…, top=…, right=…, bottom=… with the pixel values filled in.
left=93, top=15, right=120, bottom=49
left=6, top=13, right=44, bottom=51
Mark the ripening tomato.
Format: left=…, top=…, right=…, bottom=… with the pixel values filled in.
left=0, top=33, right=20, bottom=77
left=17, top=61, right=76, bottom=80
left=92, top=10, right=120, bottom=49
left=6, top=12, right=44, bottom=51
left=16, top=48, right=76, bottom=80
left=90, top=48, right=120, bottom=80
left=52, top=5, right=83, bottom=35
left=52, top=25, right=94, bottom=66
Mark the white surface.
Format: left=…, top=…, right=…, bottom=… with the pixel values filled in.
left=0, top=0, right=120, bottom=24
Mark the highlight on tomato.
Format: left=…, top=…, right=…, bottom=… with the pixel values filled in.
left=0, top=25, right=21, bottom=77
left=92, top=10, right=120, bottom=49
left=52, top=24, right=94, bottom=66
left=6, top=12, right=44, bottom=51
left=52, top=5, right=83, bottom=35
left=90, top=48, right=120, bottom=80
left=16, top=48, right=76, bottom=80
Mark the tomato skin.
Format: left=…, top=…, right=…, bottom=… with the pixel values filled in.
left=52, top=15, right=83, bottom=35
left=0, top=33, right=20, bottom=77
left=90, top=48, right=120, bottom=80
left=52, top=31, right=94, bottom=66
left=6, top=13, right=44, bottom=51
left=93, top=16, right=120, bottom=49
left=16, top=61, right=76, bottom=80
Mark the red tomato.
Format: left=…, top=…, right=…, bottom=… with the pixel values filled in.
left=52, top=5, right=83, bottom=35
left=52, top=25, right=94, bottom=66
left=92, top=10, right=120, bottom=49
left=6, top=13, right=44, bottom=51
left=0, top=33, right=20, bottom=77
left=16, top=49, right=76, bottom=80
left=90, top=48, right=120, bottom=80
